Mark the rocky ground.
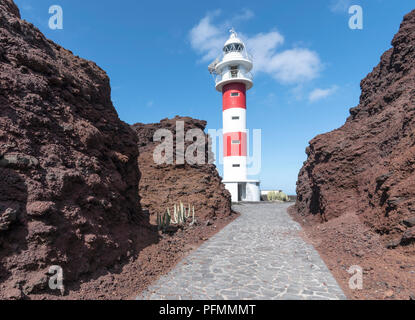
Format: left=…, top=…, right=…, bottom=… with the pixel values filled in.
left=293, top=9, right=415, bottom=300
left=289, top=206, right=415, bottom=300
left=30, top=213, right=236, bottom=300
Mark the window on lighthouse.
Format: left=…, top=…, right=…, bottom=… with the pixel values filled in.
left=231, top=92, right=240, bottom=97
left=233, top=164, right=241, bottom=168
left=232, top=140, right=241, bottom=145
left=230, top=66, right=238, bottom=78
left=224, top=43, right=244, bottom=53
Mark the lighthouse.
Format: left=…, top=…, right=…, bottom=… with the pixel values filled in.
left=208, top=29, right=261, bottom=202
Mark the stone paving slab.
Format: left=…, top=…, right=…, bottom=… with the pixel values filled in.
left=137, top=203, right=346, bottom=300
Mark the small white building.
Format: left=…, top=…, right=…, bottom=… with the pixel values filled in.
left=208, top=29, right=261, bottom=202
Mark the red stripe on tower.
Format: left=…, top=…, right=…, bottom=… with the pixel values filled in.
left=223, top=132, right=247, bottom=157
left=222, top=83, right=246, bottom=111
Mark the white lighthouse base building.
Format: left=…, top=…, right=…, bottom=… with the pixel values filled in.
left=224, top=180, right=261, bottom=203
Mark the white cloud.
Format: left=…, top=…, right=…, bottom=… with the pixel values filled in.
left=146, top=100, right=154, bottom=107
left=269, top=49, right=321, bottom=84
left=308, top=86, right=338, bottom=102
left=189, top=11, right=322, bottom=85
left=189, top=11, right=227, bottom=62
left=245, top=31, right=285, bottom=72
left=330, top=0, right=352, bottom=13
left=189, top=9, right=254, bottom=63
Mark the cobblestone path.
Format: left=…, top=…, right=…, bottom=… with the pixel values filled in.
left=137, top=203, right=346, bottom=300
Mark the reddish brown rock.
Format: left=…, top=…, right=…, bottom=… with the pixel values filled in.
left=401, top=227, right=415, bottom=245
left=0, top=0, right=150, bottom=298
left=403, top=217, right=415, bottom=228
left=295, top=9, right=415, bottom=246
left=131, top=116, right=233, bottom=224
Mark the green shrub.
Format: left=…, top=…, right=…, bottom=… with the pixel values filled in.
left=267, top=191, right=276, bottom=201
left=276, top=191, right=289, bottom=202
left=267, top=191, right=289, bottom=202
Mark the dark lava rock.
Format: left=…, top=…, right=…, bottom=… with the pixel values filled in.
left=0, top=0, right=149, bottom=298
left=131, top=116, right=233, bottom=222
left=385, top=239, right=401, bottom=249
left=294, top=9, right=415, bottom=245
left=400, top=227, right=415, bottom=246
left=403, top=217, right=415, bottom=228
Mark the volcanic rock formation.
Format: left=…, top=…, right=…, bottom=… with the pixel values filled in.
left=295, top=9, right=415, bottom=247
left=0, top=0, right=150, bottom=298
left=132, top=116, right=233, bottom=223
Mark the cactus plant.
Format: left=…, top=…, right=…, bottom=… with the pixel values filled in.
left=180, top=201, right=186, bottom=223
left=164, top=202, right=196, bottom=227
left=172, top=204, right=178, bottom=224
left=191, top=206, right=196, bottom=225
left=186, top=204, right=191, bottom=219
left=157, top=209, right=171, bottom=232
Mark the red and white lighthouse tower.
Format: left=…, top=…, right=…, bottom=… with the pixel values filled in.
left=209, top=29, right=260, bottom=202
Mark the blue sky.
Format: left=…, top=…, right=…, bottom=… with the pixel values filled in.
left=15, top=0, right=414, bottom=194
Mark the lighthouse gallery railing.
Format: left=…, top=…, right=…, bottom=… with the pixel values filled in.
left=215, top=70, right=253, bottom=85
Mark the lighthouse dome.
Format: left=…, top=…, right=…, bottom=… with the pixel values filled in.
left=223, top=32, right=245, bottom=53
left=210, top=28, right=254, bottom=92
left=218, top=29, right=252, bottom=68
